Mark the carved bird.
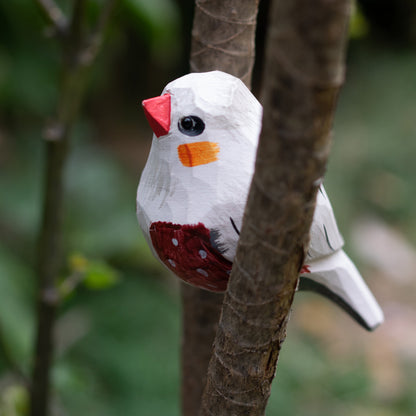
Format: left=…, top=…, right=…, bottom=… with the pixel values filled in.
left=136, top=70, right=384, bottom=330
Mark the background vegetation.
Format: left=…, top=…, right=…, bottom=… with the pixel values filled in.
left=1, top=1, right=416, bottom=415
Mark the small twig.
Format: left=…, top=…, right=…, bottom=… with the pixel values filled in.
left=80, top=0, right=118, bottom=66
left=34, top=0, right=68, bottom=35
left=94, top=0, right=118, bottom=37
left=58, top=271, right=85, bottom=299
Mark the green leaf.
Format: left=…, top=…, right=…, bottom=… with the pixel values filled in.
left=83, top=261, right=120, bottom=290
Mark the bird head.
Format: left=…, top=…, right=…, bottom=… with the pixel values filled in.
left=142, top=71, right=262, bottom=169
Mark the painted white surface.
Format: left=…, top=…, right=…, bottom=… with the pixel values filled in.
left=137, top=72, right=261, bottom=261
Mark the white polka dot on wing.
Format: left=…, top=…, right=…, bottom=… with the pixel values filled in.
left=198, top=250, right=207, bottom=259
left=196, top=268, right=208, bottom=277
left=172, top=238, right=179, bottom=246
left=168, top=259, right=176, bottom=267
left=206, top=283, right=218, bottom=289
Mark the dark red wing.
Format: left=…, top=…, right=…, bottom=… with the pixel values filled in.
left=149, top=221, right=232, bottom=292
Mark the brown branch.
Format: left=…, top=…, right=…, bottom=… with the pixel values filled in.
left=30, top=136, right=67, bottom=416
left=29, top=2, right=117, bottom=416
left=199, top=0, right=352, bottom=415
left=92, top=0, right=118, bottom=39
left=182, top=1, right=260, bottom=415
left=190, top=0, right=260, bottom=88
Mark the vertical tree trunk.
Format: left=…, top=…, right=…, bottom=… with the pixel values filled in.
left=181, top=1, right=260, bottom=415
left=199, top=0, right=352, bottom=415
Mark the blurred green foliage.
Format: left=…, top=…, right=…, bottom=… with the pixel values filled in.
left=1, top=1, right=416, bottom=415
left=0, top=384, right=29, bottom=416
left=327, top=44, right=416, bottom=241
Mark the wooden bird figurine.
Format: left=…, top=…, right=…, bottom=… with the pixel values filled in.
left=137, top=70, right=384, bottom=331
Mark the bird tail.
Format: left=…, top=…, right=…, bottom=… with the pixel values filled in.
left=298, top=249, right=384, bottom=331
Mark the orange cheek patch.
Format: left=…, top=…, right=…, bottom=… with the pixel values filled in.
left=177, top=141, right=220, bottom=167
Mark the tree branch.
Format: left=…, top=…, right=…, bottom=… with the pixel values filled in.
left=182, top=1, right=260, bottom=415
left=80, top=0, right=118, bottom=67
left=199, top=0, right=352, bottom=414
left=190, top=0, right=260, bottom=88
left=30, top=2, right=117, bottom=416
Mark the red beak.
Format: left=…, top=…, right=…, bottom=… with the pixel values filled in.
left=142, top=93, right=171, bottom=138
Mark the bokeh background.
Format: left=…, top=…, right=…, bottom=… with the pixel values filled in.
left=1, top=0, right=416, bottom=415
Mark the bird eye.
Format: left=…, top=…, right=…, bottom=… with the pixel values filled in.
left=178, top=115, right=205, bottom=136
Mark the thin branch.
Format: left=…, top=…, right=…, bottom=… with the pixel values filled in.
left=58, top=271, right=85, bottom=299
left=30, top=138, right=68, bottom=416
left=94, top=0, right=118, bottom=38
left=29, top=1, right=117, bottom=415
left=34, top=0, right=68, bottom=35
left=80, top=0, right=118, bottom=66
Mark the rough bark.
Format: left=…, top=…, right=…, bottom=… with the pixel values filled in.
left=190, top=0, right=260, bottom=88
left=199, top=0, right=352, bottom=415
left=30, top=2, right=117, bottom=415
left=181, top=1, right=260, bottom=415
